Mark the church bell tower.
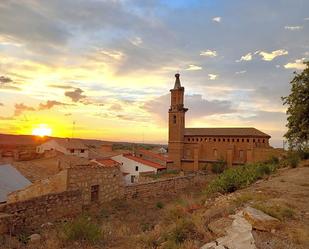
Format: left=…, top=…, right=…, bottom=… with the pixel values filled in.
left=168, top=73, right=188, bottom=168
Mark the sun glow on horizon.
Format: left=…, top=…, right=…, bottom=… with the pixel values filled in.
left=32, top=124, right=52, bottom=137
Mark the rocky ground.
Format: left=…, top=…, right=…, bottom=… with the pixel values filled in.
left=1, top=164, right=309, bottom=249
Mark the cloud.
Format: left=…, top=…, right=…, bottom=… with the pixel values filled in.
left=65, top=88, right=86, bottom=102
left=284, top=58, right=307, bottom=70
left=48, top=84, right=74, bottom=89
left=200, top=49, right=217, bottom=57
left=208, top=74, right=218, bottom=80
left=235, top=70, right=247, bottom=75
left=109, top=103, right=123, bottom=111
left=129, top=36, right=143, bottom=46
left=185, top=64, right=202, bottom=71
left=259, top=49, right=288, bottom=61
left=0, top=116, right=14, bottom=120
left=14, top=103, right=35, bottom=116
left=304, top=17, right=309, bottom=21
left=143, top=94, right=234, bottom=123
left=0, top=75, right=21, bottom=91
left=0, top=76, right=13, bottom=83
left=99, top=50, right=124, bottom=60
left=212, top=17, right=221, bottom=23
left=38, top=100, right=70, bottom=110
left=0, top=102, right=4, bottom=106
left=237, top=52, right=252, bottom=62
left=284, top=26, right=303, bottom=31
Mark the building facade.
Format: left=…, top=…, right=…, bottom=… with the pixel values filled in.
left=168, top=74, right=276, bottom=171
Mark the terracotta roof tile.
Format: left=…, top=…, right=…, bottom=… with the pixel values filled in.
left=184, top=127, right=270, bottom=138
left=123, top=154, right=166, bottom=170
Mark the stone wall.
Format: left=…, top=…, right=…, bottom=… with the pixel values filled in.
left=125, top=172, right=207, bottom=200
left=0, top=190, right=82, bottom=233
left=67, top=166, right=124, bottom=205
left=7, top=170, right=68, bottom=203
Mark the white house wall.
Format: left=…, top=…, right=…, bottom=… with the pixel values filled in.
left=112, top=155, right=157, bottom=184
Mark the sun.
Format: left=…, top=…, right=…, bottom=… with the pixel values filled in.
left=32, top=124, right=52, bottom=137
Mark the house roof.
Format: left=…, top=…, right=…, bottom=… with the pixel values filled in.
left=93, top=158, right=120, bottom=168
left=184, top=127, right=271, bottom=138
left=137, top=149, right=170, bottom=162
left=123, top=154, right=166, bottom=170
left=0, top=164, right=31, bottom=203
left=54, top=138, right=88, bottom=149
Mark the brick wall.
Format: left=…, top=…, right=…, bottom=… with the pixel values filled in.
left=0, top=190, right=82, bottom=234
left=124, top=172, right=207, bottom=200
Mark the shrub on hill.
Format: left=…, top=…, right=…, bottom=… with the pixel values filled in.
left=60, top=215, right=102, bottom=243
left=206, top=162, right=277, bottom=194
left=211, top=159, right=227, bottom=174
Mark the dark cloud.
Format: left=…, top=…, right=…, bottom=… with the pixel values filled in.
left=64, top=88, right=86, bottom=102
left=0, top=76, right=13, bottom=84
left=48, top=84, right=74, bottom=89
left=143, top=93, right=235, bottom=123
left=14, top=103, right=35, bottom=116
left=0, top=102, right=3, bottom=106
left=0, top=75, right=21, bottom=91
left=38, top=100, right=71, bottom=110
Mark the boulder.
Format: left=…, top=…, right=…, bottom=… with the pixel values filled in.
left=208, top=217, right=233, bottom=237
left=29, top=233, right=41, bottom=244
left=243, top=207, right=280, bottom=232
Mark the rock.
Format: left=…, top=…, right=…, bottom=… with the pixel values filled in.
left=201, top=211, right=256, bottom=249
left=29, top=233, right=41, bottom=244
left=243, top=207, right=280, bottom=232
left=208, top=217, right=233, bottom=237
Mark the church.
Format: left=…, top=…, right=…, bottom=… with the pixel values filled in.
left=167, top=74, right=277, bottom=171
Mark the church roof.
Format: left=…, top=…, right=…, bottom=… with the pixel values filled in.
left=184, top=127, right=270, bottom=138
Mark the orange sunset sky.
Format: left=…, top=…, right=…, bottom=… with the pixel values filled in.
left=0, top=0, right=308, bottom=147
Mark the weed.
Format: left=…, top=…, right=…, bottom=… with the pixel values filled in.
left=156, top=201, right=164, bottom=209
left=17, top=233, right=29, bottom=245
left=60, top=215, right=102, bottom=243
left=211, top=159, right=227, bottom=174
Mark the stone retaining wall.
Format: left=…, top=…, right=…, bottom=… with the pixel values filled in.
left=125, top=172, right=207, bottom=200
left=0, top=190, right=82, bottom=234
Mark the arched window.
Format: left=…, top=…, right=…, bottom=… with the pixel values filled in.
left=242, top=138, right=244, bottom=142
left=237, top=138, right=239, bottom=142
left=232, top=138, right=235, bottom=142
left=227, top=138, right=230, bottom=142
left=218, top=138, right=221, bottom=142
left=247, top=139, right=249, bottom=142
left=173, top=115, right=176, bottom=124
left=214, top=138, right=216, bottom=142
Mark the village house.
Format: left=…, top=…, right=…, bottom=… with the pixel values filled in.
left=36, top=138, right=89, bottom=158
left=135, top=148, right=171, bottom=167
left=168, top=74, right=279, bottom=171
left=112, top=153, right=166, bottom=184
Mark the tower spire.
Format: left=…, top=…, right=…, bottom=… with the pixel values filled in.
left=174, top=73, right=181, bottom=89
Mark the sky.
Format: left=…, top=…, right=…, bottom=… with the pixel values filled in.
left=0, top=0, right=308, bottom=147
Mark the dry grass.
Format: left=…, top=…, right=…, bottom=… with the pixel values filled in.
left=252, top=202, right=295, bottom=221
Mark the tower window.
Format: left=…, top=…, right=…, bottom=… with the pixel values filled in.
left=173, top=115, right=176, bottom=124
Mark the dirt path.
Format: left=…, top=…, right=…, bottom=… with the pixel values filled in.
left=241, top=166, right=309, bottom=249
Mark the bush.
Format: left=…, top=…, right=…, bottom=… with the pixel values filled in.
left=287, top=151, right=301, bottom=168
left=156, top=201, right=164, bottom=209
left=167, top=219, right=198, bottom=245
left=206, top=163, right=277, bottom=194
left=211, top=159, right=227, bottom=174
left=61, top=215, right=101, bottom=243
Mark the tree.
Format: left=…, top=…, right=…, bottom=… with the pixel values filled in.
left=282, top=61, right=309, bottom=150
